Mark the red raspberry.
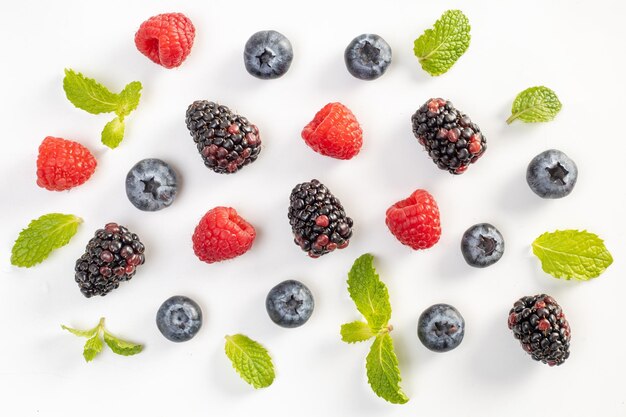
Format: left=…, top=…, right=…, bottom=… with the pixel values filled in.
left=192, top=207, right=256, bottom=264
left=301, top=102, right=363, bottom=160
left=36, top=136, right=97, bottom=191
left=134, top=13, right=195, bottom=69
left=385, top=189, right=441, bottom=250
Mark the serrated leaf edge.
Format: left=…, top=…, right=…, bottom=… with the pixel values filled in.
left=507, top=86, right=562, bottom=124
left=225, top=334, right=275, bottom=389
left=365, top=334, right=409, bottom=405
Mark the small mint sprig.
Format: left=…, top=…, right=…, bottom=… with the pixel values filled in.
left=224, top=334, right=275, bottom=389
left=63, top=69, right=142, bottom=149
left=340, top=254, right=408, bottom=405
left=62, top=318, right=143, bottom=362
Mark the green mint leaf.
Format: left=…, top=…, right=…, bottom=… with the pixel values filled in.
left=83, top=333, right=103, bottom=362
left=101, top=116, right=125, bottom=149
left=225, top=334, right=275, bottom=389
left=507, top=86, right=562, bottom=124
left=61, top=324, right=99, bottom=338
left=413, top=10, right=471, bottom=76
left=532, top=230, right=613, bottom=280
left=11, top=213, right=82, bottom=268
left=103, top=331, right=143, bottom=356
left=347, top=254, right=391, bottom=332
left=63, top=69, right=120, bottom=114
left=115, top=81, right=142, bottom=118
left=366, top=334, right=409, bottom=404
left=341, top=321, right=376, bottom=343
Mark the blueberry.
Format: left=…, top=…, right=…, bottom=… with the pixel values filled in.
left=265, top=280, right=314, bottom=328
left=461, top=223, right=505, bottom=268
left=125, top=158, right=178, bottom=211
left=526, top=149, right=578, bottom=199
left=156, top=296, right=202, bottom=342
left=417, top=304, right=465, bottom=352
left=344, top=34, right=392, bottom=80
left=243, top=30, right=293, bottom=79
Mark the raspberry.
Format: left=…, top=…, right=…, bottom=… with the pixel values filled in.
left=301, top=102, right=363, bottom=160
left=36, top=136, right=97, bottom=191
left=192, top=207, right=256, bottom=264
left=134, top=13, right=195, bottom=69
left=385, top=189, right=441, bottom=250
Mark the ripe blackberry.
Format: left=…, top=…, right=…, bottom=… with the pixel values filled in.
left=508, top=294, right=571, bottom=366
left=411, top=98, right=487, bottom=174
left=185, top=100, right=261, bottom=174
left=288, top=179, right=353, bottom=258
left=74, top=223, right=146, bottom=298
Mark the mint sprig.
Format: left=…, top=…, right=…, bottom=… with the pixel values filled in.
left=225, top=334, right=275, bottom=389
left=413, top=10, right=471, bottom=76
left=532, top=230, right=613, bottom=281
left=62, top=318, right=143, bottom=362
left=507, top=86, right=562, bottom=124
left=11, top=213, right=82, bottom=267
left=63, top=69, right=142, bottom=149
left=340, top=254, right=408, bottom=404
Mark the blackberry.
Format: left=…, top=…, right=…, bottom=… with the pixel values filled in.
left=185, top=100, right=261, bottom=174
left=74, top=223, right=146, bottom=298
left=288, top=179, right=353, bottom=258
left=507, top=294, right=571, bottom=366
left=411, top=98, right=487, bottom=174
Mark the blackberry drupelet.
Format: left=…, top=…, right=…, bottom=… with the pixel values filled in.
left=288, top=179, right=353, bottom=258
left=508, top=294, right=571, bottom=366
left=74, top=223, right=146, bottom=298
left=185, top=100, right=261, bottom=174
left=411, top=98, right=487, bottom=174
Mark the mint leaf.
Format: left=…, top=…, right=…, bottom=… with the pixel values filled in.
left=341, top=321, right=376, bottom=343
left=413, top=10, right=471, bottom=76
left=103, top=331, right=143, bottom=356
left=224, top=334, right=275, bottom=389
left=347, top=254, right=391, bottom=332
left=507, top=86, right=562, bottom=124
left=62, top=324, right=98, bottom=338
left=116, top=81, right=142, bottom=118
left=11, top=213, right=82, bottom=267
left=63, top=69, right=119, bottom=114
left=101, top=116, right=125, bottom=149
left=532, top=230, right=613, bottom=280
left=366, top=334, right=409, bottom=404
left=83, top=333, right=103, bottom=362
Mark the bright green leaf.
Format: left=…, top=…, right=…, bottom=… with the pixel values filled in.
left=347, top=254, right=391, bottom=332
left=116, top=81, right=142, bottom=118
left=101, top=116, right=125, bottom=149
left=63, top=69, right=119, bottom=114
left=366, top=334, right=408, bottom=404
left=11, top=213, right=82, bottom=267
left=61, top=324, right=98, bottom=338
left=103, top=331, right=143, bottom=356
left=341, top=321, right=376, bottom=343
left=225, top=334, right=275, bottom=389
left=507, top=86, right=562, bottom=124
left=83, top=334, right=103, bottom=362
left=532, top=230, right=613, bottom=280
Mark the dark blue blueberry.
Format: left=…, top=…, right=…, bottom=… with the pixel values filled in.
left=156, top=296, right=202, bottom=342
left=344, top=34, right=392, bottom=80
left=266, top=280, right=314, bottom=328
left=243, top=30, right=293, bottom=79
left=461, top=223, right=505, bottom=268
left=526, top=149, right=578, bottom=199
left=125, top=158, right=178, bottom=211
left=418, top=304, right=465, bottom=352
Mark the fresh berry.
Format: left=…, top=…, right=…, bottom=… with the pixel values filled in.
left=417, top=304, right=465, bottom=352
left=301, top=103, right=363, bottom=160
left=192, top=207, right=256, bottom=264
left=243, top=30, right=293, bottom=79
left=461, top=223, right=505, bottom=268
left=386, top=189, right=441, bottom=250
left=134, top=13, right=195, bottom=69
left=526, top=149, right=578, bottom=199
left=344, top=34, right=392, bottom=80
left=125, top=158, right=178, bottom=211
left=185, top=101, right=262, bottom=174
left=74, top=223, right=145, bottom=298
left=288, top=180, right=353, bottom=257
left=411, top=98, right=487, bottom=174
left=508, top=294, right=571, bottom=366
left=36, top=136, right=97, bottom=191
left=156, top=295, right=203, bottom=342
left=266, top=280, right=315, bottom=328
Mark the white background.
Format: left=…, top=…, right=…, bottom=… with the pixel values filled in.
left=1, top=1, right=624, bottom=416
